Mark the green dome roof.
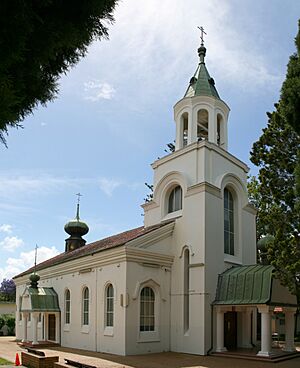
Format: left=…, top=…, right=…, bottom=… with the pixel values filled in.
left=184, top=45, right=220, bottom=99
left=29, top=272, right=40, bottom=283
left=64, top=218, right=89, bottom=236
left=29, top=272, right=40, bottom=288
left=64, top=204, right=89, bottom=237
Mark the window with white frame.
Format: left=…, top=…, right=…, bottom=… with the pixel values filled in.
left=82, top=287, right=89, bottom=325
left=65, top=289, right=70, bottom=324
left=140, top=287, right=155, bottom=332
left=224, top=188, right=234, bottom=255
left=105, top=284, right=114, bottom=327
left=183, top=248, right=190, bottom=333
left=168, top=186, right=182, bottom=213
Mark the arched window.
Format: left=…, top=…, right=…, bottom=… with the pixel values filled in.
left=197, top=109, right=208, bottom=141
left=181, top=112, right=188, bottom=148
left=183, top=249, right=190, bottom=333
left=82, top=287, right=89, bottom=325
left=140, top=287, right=155, bottom=332
left=168, top=186, right=182, bottom=213
left=105, top=284, right=114, bottom=327
left=217, top=113, right=224, bottom=147
left=65, top=289, right=70, bottom=324
left=224, top=188, right=234, bottom=255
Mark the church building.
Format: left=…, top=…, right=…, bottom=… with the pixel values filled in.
left=14, top=38, right=297, bottom=358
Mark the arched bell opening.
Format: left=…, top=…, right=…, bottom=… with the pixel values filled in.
left=197, top=109, right=209, bottom=141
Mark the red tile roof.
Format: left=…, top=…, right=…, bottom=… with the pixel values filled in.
left=14, top=221, right=173, bottom=279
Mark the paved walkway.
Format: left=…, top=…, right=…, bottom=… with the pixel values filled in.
left=1, top=337, right=300, bottom=368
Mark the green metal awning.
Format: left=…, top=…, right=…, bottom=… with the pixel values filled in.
left=214, top=265, right=275, bottom=305
left=21, top=287, right=60, bottom=312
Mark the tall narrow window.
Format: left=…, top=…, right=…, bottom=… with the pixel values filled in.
left=82, top=287, right=89, bottom=325
left=65, top=289, right=70, bottom=324
left=183, top=249, right=190, bottom=333
left=182, top=113, right=188, bottom=147
left=140, top=287, right=155, bottom=332
left=168, top=186, right=182, bottom=213
left=105, top=284, right=114, bottom=327
left=224, top=188, right=234, bottom=255
left=217, top=114, right=223, bottom=146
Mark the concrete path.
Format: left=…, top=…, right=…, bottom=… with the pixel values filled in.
left=1, top=337, right=300, bottom=368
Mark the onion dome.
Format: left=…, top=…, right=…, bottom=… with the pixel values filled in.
left=64, top=202, right=89, bottom=252
left=64, top=204, right=89, bottom=237
left=29, top=272, right=40, bottom=288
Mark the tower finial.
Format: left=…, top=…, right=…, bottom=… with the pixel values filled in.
left=34, top=244, right=38, bottom=273
left=197, top=26, right=206, bottom=46
left=64, top=193, right=89, bottom=252
left=197, top=26, right=207, bottom=64
left=76, top=192, right=82, bottom=220
left=29, top=244, right=40, bottom=288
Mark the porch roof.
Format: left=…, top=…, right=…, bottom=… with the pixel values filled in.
left=21, top=287, right=60, bottom=312
left=214, top=264, right=275, bottom=305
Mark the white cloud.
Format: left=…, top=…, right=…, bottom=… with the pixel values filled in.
left=84, top=80, right=115, bottom=101
left=0, top=246, right=60, bottom=281
left=83, top=0, right=281, bottom=94
left=99, top=178, right=122, bottom=196
left=1, top=236, right=24, bottom=252
left=0, top=224, right=13, bottom=234
left=0, top=175, right=92, bottom=200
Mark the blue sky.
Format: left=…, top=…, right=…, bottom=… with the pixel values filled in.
left=0, top=0, right=299, bottom=281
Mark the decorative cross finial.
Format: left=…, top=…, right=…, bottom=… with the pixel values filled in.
left=76, top=192, right=82, bottom=205
left=198, top=26, right=206, bottom=46
left=76, top=193, right=82, bottom=220
left=34, top=244, right=38, bottom=272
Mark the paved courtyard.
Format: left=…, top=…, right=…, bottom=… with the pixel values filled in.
left=1, top=337, right=300, bottom=368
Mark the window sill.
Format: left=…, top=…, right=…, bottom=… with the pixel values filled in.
left=224, top=254, right=242, bottom=265
left=138, top=331, right=159, bottom=343
left=64, top=324, right=70, bottom=332
left=104, top=327, right=114, bottom=336
left=162, top=209, right=182, bottom=222
left=81, top=325, right=90, bottom=334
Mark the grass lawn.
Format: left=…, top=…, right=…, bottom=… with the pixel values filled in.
left=0, top=357, right=13, bottom=365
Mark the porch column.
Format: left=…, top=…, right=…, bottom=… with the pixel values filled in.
left=241, top=309, right=252, bottom=348
left=216, top=307, right=227, bottom=352
left=32, top=312, right=39, bottom=345
left=257, top=306, right=272, bottom=357
left=21, top=312, right=28, bottom=343
left=283, top=308, right=296, bottom=352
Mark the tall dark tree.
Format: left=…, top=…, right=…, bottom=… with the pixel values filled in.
left=0, top=0, right=118, bottom=144
left=280, top=20, right=300, bottom=135
left=250, top=21, right=300, bottom=309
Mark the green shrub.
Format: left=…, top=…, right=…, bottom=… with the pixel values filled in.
left=0, top=314, right=15, bottom=335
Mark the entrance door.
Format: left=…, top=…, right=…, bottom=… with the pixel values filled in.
left=48, top=314, right=56, bottom=341
left=224, top=311, right=237, bottom=350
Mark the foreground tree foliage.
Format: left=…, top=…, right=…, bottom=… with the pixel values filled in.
left=0, top=0, right=118, bottom=144
left=249, top=21, right=300, bottom=311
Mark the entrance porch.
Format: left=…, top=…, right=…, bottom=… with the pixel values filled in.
left=213, top=265, right=299, bottom=359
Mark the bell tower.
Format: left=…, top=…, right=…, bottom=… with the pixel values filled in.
left=174, top=35, right=229, bottom=151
